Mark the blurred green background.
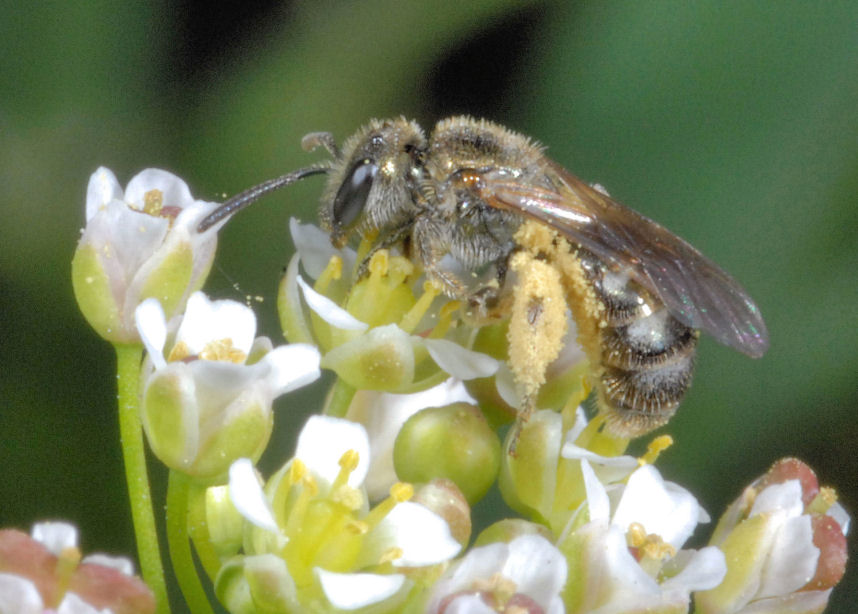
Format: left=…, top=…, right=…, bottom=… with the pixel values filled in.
left=2, top=1, right=855, bottom=611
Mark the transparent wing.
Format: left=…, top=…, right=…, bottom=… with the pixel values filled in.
left=483, top=162, right=768, bottom=358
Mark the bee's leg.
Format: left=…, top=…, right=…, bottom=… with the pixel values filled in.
left=506, top=249, right=568, bottom=453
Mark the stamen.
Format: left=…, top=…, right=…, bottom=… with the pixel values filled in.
left=808, top=486, right=838, bottom=514
left=199, top=338, right=247, bottom=364
left=316, top=255, right=343, bottom=294
left=53, top=546, right=82, bottom=607
left=345, top=520, right=369, bottom=535
left=390, top=482, right=414, bottom=503
left=168, top=340, right=191, bottom=362
left=331, top=449, right=359, bottom=492
left=378, top=547, right=404, bottom=565
left=626, top=522, right=675, bottom=562
left=429, top=300, right=461, bottom=339
left=363, top=483, right=414, bottom=527
left=399, top=280, right=442, bottom=334
left=639, top=435, right=673, bottom=465
left=142, top=189, right=164, bottom=215
left=289, top=459, right=307, bottom=485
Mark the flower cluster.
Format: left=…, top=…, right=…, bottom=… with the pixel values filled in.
left=33, top=167, right=850, bottom=614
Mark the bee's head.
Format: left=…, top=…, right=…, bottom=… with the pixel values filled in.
left=319, top=118, right=426, bottom=247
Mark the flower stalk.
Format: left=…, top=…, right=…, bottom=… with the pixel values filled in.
left=115, top=342, right=170, bottom=614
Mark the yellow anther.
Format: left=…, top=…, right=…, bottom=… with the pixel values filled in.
left=626, top=522, right=675, bottom=561
left=199, top=338, right=247, bottom=364
left=55, top=545, right=83, bottom=603
left=289, top=458, right=307, bottom=485
left=390, top=482, right=414, bottom=503
left=331, top=485, right=364, bottom=511
left=378, top=547, right=404, bottom=565
left=345, top=520, right=369, bottom=535
left=626, top=522, right=648, bottom=548
left=640, top=435, right=673, bottom=465
left=142, top=189, right=164, bottom=215
left=368, top=250, right=390, bottom=277
left=808, top=486, right=838, bottom=515
left=331, top=449, right=360, bottom=492
left=339, top=449, right=360, bottom=472
left=316, top=255, right=343, bottom=294
left=167, top=340, right=191, bottom=362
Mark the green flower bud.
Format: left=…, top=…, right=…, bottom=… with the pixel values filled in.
left=394, top=403, right=501, bottom=504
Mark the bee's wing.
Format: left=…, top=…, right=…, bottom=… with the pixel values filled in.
left=485, top=162, right=769, bottom=358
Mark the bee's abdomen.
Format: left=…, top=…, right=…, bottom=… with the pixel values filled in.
left=584, top=257, right=699, bottom=436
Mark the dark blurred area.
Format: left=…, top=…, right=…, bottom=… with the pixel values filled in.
left=1, top=1, right=855, bottom=610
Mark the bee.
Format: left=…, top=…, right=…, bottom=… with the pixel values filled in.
left=200, top=116, right=768, bottom=438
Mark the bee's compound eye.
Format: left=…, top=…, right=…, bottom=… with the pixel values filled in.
left=332, top=158, right=377, bottom=231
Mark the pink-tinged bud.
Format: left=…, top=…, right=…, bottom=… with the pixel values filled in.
left=697, top=458, right=850, bottom=614
left=0, top=524, right=154, bottom=614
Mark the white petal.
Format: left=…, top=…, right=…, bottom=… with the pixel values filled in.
left=757, top=515, right=819, bottom=598
left=290, top=218, right=356, bottom=279
left=751, top=480, right=804, bottom=519
left=124, top=168, right=194, bottom=211
left=0, top=573, right=44, bottom=614
left=177, top=292, right=257, bottom=356
left=827, top=501, right=850, bottom=535
left=661, top=546, right=727, bottom=592
left=228, top=459, right=279, bottom=534
left=297, top=276, right=368, bottom=331
left=562, top=442, right=639, bottom=484
left=81, top=553, right=135, bottom=576
left=261, top=343, right=321, bottom=396
left=501, top=535, right=567, bottom=604
left=581, top=459, right=610, bottom=523
left=612, top=465, right=701, bottom=549
left=424, top=338, right=500, bottom=380
left=31, top=521, right=78, bottom=555
left=315, top=569, right=405, bottom=610
left=374, top=502, right=461, bottom=567
left=494, top=363, right=519, bottom=409
left=295, top=416, right=370, bottom=488
left=135, top=298, right=168, bottom=369
left=57, top=592, right=109, bottom=614
left=85, top=167, right=123, bottom=221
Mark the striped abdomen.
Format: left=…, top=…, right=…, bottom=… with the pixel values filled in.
left=577, top=250, right=699, bottom=437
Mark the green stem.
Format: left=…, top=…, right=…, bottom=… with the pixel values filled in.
left=187, top=483, right=222, bottom=582
left=167, top=471, right=215, bottom=614
left=324, top=378, right=356, bottom=417
left=114, top=343, right=170, bottom=614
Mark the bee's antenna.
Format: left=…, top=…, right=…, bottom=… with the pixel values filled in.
left=198, top=164, right=331, bottom=232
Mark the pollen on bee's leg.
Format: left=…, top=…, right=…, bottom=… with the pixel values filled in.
left=507, top=251, right=567, bottom=407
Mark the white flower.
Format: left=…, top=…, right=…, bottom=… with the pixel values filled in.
left=426, top=535, right=567, bottom=614
left=135, top=292, right=320, bottom=477
left=558, top=460, right=726, bottom=614
left=224, top=416, right=462, bottom=611
left=72, top=167, right=219, bottom=343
